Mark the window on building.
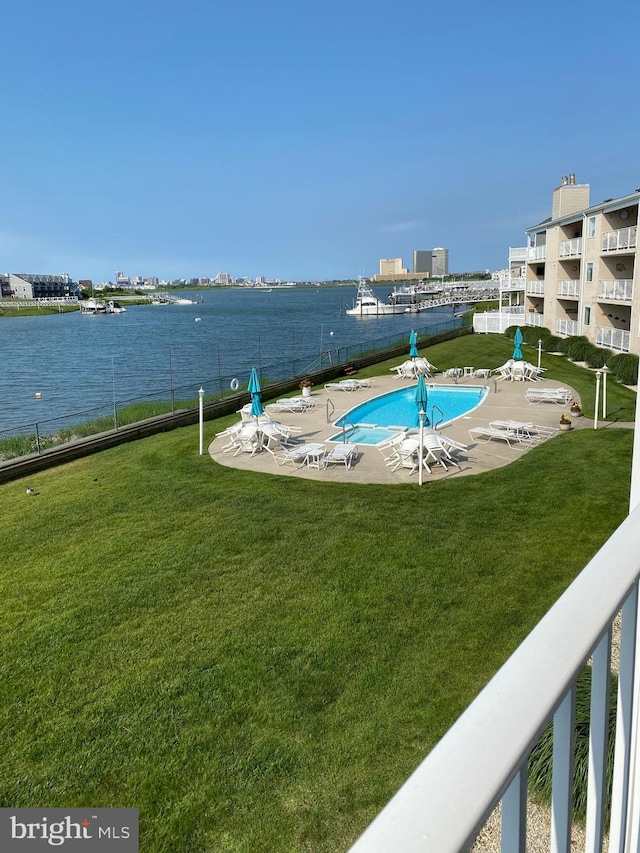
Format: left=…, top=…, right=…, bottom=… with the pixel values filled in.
left=586, top=262, right=594, bottom=282
left=584, top=306, right=591, bottom=326
left=588, top=216, right=596, bottom=238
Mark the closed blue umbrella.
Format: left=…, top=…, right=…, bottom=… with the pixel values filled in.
left=247, top=368, right=264, bottom=420
left=409, top=329, right=419, bottom=359
left=247, top=367, right=261, bottom=394
left=249, top=393, right=264, bottom=419
left=414, top=374, right=429, bottom=428
left=513, top=327, right=524, bottom=360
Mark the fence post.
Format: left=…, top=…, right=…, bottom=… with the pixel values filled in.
left=35, top=422, right=41, bottom=455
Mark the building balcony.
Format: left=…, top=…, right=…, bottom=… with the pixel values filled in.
left=556, top=318, right=579, bottom=336
left=598, top=279, right=634, bottom=302
left=349, top=503, right=640, bottom=853
left=559, top=237, right=583, bottom=257
left=557, top=279, right=581, bottom=298
left=526, top=311, right=544, bottom=327
left=526, top=280, right=545, bottom=296
left=498, top=276, right=525, bottom=291
left=509, top=247, right=529, bottom=263
left=528, top=246, right=546, bottom=261
left=602, top=225, right=637, bottom=253
left=596, top=325, right=631, bottom=352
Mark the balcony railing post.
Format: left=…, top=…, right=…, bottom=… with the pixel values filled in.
left=550, top=684, right=577, bottom=853
left=501, top=767, right=527, bottom=852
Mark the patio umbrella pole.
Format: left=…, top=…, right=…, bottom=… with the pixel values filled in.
left=419, top=409, right=425, bottom=487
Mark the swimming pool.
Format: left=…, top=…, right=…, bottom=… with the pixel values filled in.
left=328, top=424, right=407, bottom=445
left=332, top=384, right=487, bottom=444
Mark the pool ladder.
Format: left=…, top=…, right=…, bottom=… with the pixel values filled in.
left=430, top=404, right=444, bottom=431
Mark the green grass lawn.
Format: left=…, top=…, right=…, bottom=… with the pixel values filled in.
left=0, top=335, right=635, bottom=852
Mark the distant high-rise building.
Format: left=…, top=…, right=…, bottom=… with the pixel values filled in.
left=431, top=248, right=449, bottom=277
left=379, top=258, right=408, bottom=276
left=413, top=251, right=432, bottom=274
left=215, top=271, right=231, bottom=285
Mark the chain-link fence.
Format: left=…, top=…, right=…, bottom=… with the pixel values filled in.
left=0, top=315, right=467, bottom=464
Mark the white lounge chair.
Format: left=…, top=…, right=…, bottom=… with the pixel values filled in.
left=324, top=381, right=359, bottom=392
left=489, top=421, right=558, bottom=442
left=468, top=426, right=530, bottom=449
left=274, top=443, right=326, bottom=467
left=266, top=399, right=312, bottom=414
left=525, top=388, right=572, bottom=405
left=323, top=443, right=358, bottom=469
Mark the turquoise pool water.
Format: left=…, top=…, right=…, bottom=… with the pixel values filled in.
left=333, top=384, right=487, bottom=443
left=328, top=425, right=407, bottom=445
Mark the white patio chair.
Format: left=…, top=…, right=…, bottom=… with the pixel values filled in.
left=390, top=439, right=421, bottom=474
left=422, top=434, right=460, bottom=470
left=377, top=432, right=407, bottom=465
left=232, top=426, right=263, bottom=457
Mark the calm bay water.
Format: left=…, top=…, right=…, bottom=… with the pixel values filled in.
left=0, top=285, right=460, bottom=432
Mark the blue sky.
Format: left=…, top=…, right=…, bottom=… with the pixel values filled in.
left=2, top=0, right=639, bottom=282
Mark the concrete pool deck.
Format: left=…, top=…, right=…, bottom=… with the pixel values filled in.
left=208, top=373, right=592, bottom=484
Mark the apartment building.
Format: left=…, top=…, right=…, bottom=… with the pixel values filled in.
left=521, top=175, right=639, bottom=354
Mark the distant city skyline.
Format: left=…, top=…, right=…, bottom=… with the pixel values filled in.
left=2, top=1, right=639, bottom=283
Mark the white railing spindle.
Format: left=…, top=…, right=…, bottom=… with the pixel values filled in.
left=550, top=685, right=576, bottom=853
left=501, top=767, right=527, bottom=853
left=585, top=628, right=612, bottom=853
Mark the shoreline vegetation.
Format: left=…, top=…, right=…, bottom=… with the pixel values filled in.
left=0, top=334, right=633, bottom=850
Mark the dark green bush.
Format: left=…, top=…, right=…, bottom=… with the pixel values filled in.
left=542, top=335, right=564, bottom=353
left=565, top=337, right=593, bottom=362
left=586, top=348, right=613, bottom=369
left=608, top=353, right=639, bottom=386
left=529, top=667, right=616, bottom=822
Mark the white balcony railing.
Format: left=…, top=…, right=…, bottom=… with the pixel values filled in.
left=349, top=503, right=640, bottom=853
left=526, top=311, right=544, bottom=327
left=509, top=247, right=529, bottom=263
left=597, top=325, right=631, bottom=352
left=602, top=226, right=637, bottom=252
left=556, top=318, right=579, bottom=336
left=473, top=311, right=525, bottom=334
left=528, top=245, right=546, bottom=261
left=526, top=280, right=545, bottom=295
left=498, top=277, right=525, bottom=291
left=599, top=279, right=634, bottom=302
left=557, top=279, right=581, bottom=298
left=559, top=237, right=583, bottom=257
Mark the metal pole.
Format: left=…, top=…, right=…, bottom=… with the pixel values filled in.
left=594, top=371, right=601, bottom=430
left=602, top=365, right=609, bottom=421
left=320, top=324, right=324, bottom=370
left=198, top=387, right=204, bottom=455
left=419, top=410, right=425, bottom=487
left=168, top=347, right=175, bottom=413
left=538, top=339, right=542, bottom=370
left=112, top=357, right=118, bottom=430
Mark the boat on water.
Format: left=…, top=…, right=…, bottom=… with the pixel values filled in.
left=80, top=298, right=126, bottom=315
left=151, top=293, right=200, bottom=305
left=345, top=281, right=406, bottom=316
